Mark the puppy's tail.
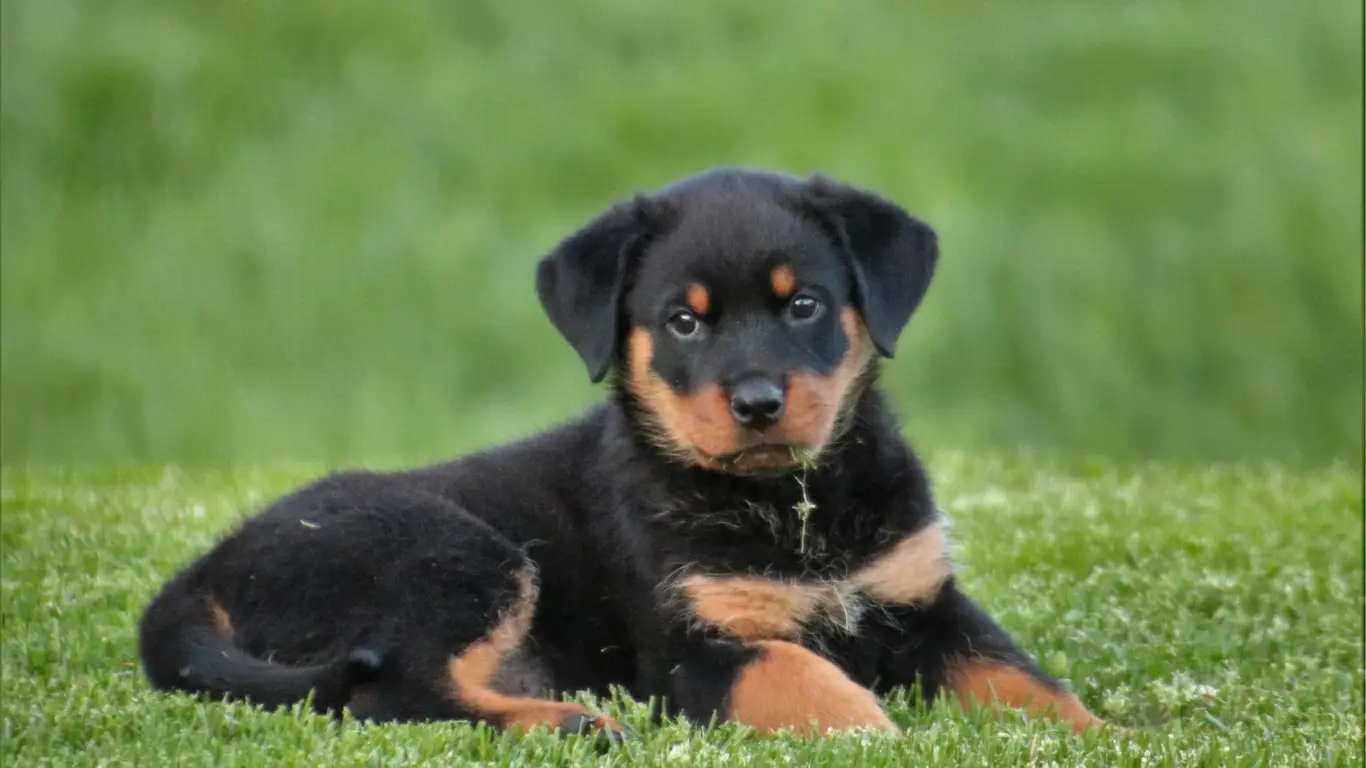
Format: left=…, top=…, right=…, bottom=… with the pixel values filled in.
left=138, top=576, right=381, bottom=714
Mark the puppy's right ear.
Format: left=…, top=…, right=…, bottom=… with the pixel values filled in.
left=536, top=196, right=660, bottom=383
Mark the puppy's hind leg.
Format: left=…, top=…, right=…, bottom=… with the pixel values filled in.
left=442, top=565, right=629, bottom=740
left=347, top=521, right=630, bottom=742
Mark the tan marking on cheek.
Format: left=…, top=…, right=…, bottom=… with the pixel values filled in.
left=849, top=521, right=953, bottom=605
left=626, top=328, right=656, bottom=405
left=627, top=328, right=741, bottom=465
left=206, top=598, right=234, bottom=636
left=770, top=265, right=796, bottom=298
left=674, top=384, right=740, bottom=458
left=948, top=662, right=1106, bottom=735
left=729, top=640, right=899, bottom=735
left=678, top=575, right=829, bottom=641
left=686, top=283, right=710, bottom=315
left=627, top=328, right=690, bottom=458
left=780, top=308, right=874, bottom=451
left=627, top=328, right=654, bottom=385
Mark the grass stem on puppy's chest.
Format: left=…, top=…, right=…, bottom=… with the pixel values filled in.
left=790, top=448, right=818, bottom=555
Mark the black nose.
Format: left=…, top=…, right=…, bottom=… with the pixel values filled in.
left=728, top=378, right=786, bottom=430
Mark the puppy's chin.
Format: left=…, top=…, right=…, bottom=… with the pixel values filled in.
left=693, top=444, right=815, bottom=478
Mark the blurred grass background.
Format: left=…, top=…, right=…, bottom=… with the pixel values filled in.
left=1, top=1, right=1361, bottom=468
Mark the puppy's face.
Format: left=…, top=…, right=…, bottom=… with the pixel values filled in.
left=537, top=168, right=939, bottom=477
left=621, top=199, right=873, bottom=474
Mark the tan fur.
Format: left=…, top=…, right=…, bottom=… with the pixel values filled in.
left=677, top=574, right=847, bottom=641
left=770, top=265, right=796, bottom=298
left=848, top=521, right=952, bottom=605
left=686, top=283, right=710, bottom=315
left=446, top=568, right=623, bottom=734
left=729, top=640, right=899, bottom=735
left=949, top=661, right=1105, bottom=735
left=783, top=308, right=874, bottom=454
left=675, top=524, right=950, bottom=642
left=625, top=308, right=873, bottom=474
left=627, top=329, right=741, bottom=467
left=206, top=598, right=234, bottom=636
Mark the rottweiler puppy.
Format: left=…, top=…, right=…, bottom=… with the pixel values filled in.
left=139, top=167, right=1105, bottom=740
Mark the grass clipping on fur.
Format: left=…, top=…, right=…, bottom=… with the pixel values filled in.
left=790, top=447, right=818, bottom=554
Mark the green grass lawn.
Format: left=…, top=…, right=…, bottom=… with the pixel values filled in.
left=3, top=2, right=1359, bottom=764
left=3, top=455, right=1359, bottom=766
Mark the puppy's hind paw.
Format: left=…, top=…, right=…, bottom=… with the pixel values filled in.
left=557, top=712, right=635, bottom=749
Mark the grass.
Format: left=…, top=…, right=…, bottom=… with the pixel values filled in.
left=2, top=454, right=1360, bottom=766
left=3, top=2, right=1361, bottom=761
left=2, top=0, right=1362, bottom=468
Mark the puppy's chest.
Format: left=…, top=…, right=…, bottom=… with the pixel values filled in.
left=666, top=519, right=951, bottom=642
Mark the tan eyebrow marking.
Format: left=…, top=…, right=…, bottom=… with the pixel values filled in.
left=686, top=283, right=710, bottom=315
left=770, top=265, right=796, bottom=298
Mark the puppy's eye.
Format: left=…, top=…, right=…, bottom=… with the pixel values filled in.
left=665, top=310, right=703, bottom=339
left=787, top=295, right=824, bottom=324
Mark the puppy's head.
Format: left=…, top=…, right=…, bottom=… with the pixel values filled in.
left=537, top=168, right=938, bottom=476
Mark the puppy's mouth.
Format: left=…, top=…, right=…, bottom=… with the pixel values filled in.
left=701, top=444, right=815, bottom=477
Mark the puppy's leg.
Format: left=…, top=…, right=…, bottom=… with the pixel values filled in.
left=729, top=641, right=899, bottom=735
left=353, top=547, right=628, bottom=740
left=669, top=638, right=899, bottom=736
left=441, top=565, right=628, bottom=738
left=875, top=581, right=1104, bottom=734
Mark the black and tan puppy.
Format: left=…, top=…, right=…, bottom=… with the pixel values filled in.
left=139, top=168, right=1105, bottom=739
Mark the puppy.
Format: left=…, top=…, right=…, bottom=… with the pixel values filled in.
left=139, top=167, right=1105, bottom=739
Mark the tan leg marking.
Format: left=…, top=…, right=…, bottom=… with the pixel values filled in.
left=849, top=521, right=952, bottom=605
left=446, top=568, right=624, bottom=735
left=729, top=640, right=899, bottom=736
left=206, top=597, right=234, bottom=636
left=949, top=661, right=1105, bottom=734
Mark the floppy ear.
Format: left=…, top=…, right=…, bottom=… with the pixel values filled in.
left=800, top=175, right=940, bottom=358
left=535, top=196, right=660, bottom=382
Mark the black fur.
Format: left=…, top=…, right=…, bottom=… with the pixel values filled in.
left=798, top=174, right=939, bottom=358
left=139, top=167, right=1080, bottom=736
left=536, top=195, right=664, bottom=383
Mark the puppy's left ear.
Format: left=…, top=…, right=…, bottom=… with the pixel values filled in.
left=536, top=195, right=662, bottom=383
left=800, top=175, right=940, bottom=358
